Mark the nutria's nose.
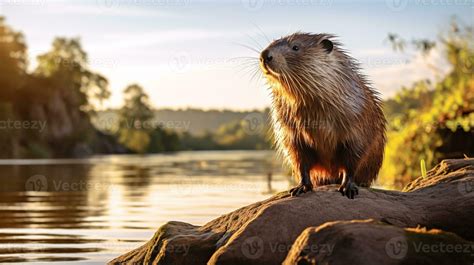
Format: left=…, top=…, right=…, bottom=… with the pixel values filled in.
left=261, top=50, right=273, bottom=64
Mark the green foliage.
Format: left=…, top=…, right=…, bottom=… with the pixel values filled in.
left=0, top=102, right=18, bottom=157
left=148, top=127, right=181, bottom=153
left=177, top=111, right=271, bottom=151
left=1, top=16, right=269, bottom=157
left=25, top=142, right=53, bottom=158
left=117, top=84, right=153, bottom=153
left=118, top=129, right=150, bottom=154
left=116, top=84, right=181, bottom=153
left=35, top=37, right=110, bottom=113
left=213, top=119, right=270, bottom=150
left=179, top=131, right=220, bottom=150
left=380, top=20, right=474, bottom=188
left=0, top=17, right=115, bottom=158
left=0, top=16, right=27, bottom=101
left=121, top=84, right=154, bottom=123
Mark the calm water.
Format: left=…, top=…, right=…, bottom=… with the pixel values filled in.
left=0, top=150, right=289, bottom=264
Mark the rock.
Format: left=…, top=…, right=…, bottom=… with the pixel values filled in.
left=109, top=158, right=474, bottom=265
left=283, top=219, right=474, bottom=265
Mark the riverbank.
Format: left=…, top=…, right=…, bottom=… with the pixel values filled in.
left=109, top=158, right=474, bottom=265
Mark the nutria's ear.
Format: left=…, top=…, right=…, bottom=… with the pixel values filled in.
left=321, top=39, right=333, bottom=53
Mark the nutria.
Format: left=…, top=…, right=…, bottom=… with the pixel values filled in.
left=259, top=32, right=386, bottom=199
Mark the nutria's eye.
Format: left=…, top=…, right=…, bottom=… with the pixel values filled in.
left=292, top=45, right=299, bottom=51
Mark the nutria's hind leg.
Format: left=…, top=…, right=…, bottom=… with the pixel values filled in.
left=338, top=170, right=358, bottom=199
left=290, top=166, right=313, bottom=197
left=336, top=142, right=360, bottom=199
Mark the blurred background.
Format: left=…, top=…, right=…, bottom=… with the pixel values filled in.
left=0, top=0, right=472, bottom=263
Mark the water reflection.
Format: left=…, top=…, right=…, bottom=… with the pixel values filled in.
left=0, top=151, right=288, bottom=263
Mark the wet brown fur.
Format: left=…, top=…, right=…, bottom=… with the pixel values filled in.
left=260, top=33, right=386, bottom=187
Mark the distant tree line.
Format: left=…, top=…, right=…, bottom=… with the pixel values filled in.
left=0, top=16, right=270, bottom=157
left=112, top=84, right=271, bottom=153
left=0, top=16, right=119, bottom=158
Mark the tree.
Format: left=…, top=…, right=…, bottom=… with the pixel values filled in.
left=0, top=16, right=27, bottom=101
left=380, top=19, right=474, bottom=188
left=117, top=84, right=154, bottom=153
left=0, top=17, right=27, bottom=157
left=35, top=38, right=110, bottom=113
left=147, top=127, right=181, bottom=153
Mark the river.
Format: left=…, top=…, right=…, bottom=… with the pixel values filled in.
left=0, top=150, right=289, bottom=264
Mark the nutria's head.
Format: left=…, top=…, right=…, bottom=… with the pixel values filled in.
left=260, top=33, right=334, bottom=77
left=260, top=33, right=349, bottom=102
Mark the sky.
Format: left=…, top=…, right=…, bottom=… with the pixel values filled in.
left=1, top=0, right=472, bottom=110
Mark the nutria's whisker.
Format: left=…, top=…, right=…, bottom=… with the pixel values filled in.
left=244, top=32, right=264, bottom=50
left=251, top=22, right=271, bottom=43
left=231, top=42, right=261, bottom=54
left=228, top=56, right=259, bottom=64
left=235, top=63, right=259, bottom=77
left=235, top=61, right=259, bottom=73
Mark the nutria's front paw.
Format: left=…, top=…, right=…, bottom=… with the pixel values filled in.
left=338, top=181, right=358, bottom=199
left=290, top=183, right=313, bottom=197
